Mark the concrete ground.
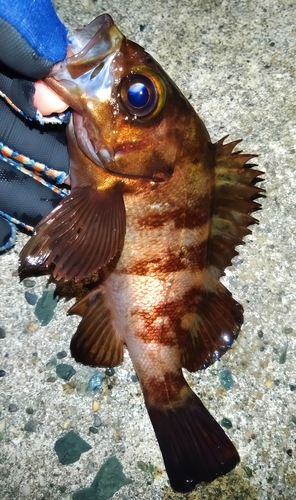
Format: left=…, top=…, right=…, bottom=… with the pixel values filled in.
left=1, top=0, right=295, bottom=499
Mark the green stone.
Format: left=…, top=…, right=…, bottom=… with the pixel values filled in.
left=220, top=417, right=233, bottom=429
left=56, top=364, right=76, bottom=381
left=72, top=456, right=132, bottom=500
left=219, top=368, right=235, bottom=390
left=279, top=343, right=288, bottom=364
left=23, top=278, right=36, bottom=288
left=57, top=350, right=67, bottom=359
left=34, top=289, right=58, bottom=326
left=24, top=419, right=37, bottom=432
left=46, top=357, right=57, bottom=369
left=54, top=430, right=92, bottom=465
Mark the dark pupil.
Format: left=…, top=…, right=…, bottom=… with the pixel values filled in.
left=127, top=83, right=149, bottom=108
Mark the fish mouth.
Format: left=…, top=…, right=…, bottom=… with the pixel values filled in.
left=72, top=112, right=164, bottom=182
left=44, top=14, right=124, bottom=106
left=72, top=111, right=106, bottom=169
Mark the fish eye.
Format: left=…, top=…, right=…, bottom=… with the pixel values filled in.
left=127, top=82, right=149, bottom=108
left=118, top=70, right=166, bottom=119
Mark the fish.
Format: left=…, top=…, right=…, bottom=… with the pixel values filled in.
left=19, top=13, right=263, bottom=493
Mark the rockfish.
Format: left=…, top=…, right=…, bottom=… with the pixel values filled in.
left=19, top=14, right=262, bottom=492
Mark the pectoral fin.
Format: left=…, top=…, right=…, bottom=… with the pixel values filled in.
left=19, top=184, right=126, bottom=281
left=68, top=288, right=124, bottom=367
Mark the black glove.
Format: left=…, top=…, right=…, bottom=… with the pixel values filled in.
left=0, top=0, right=70, bottom=251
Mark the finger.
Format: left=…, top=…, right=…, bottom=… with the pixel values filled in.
left=33, top=80, right=69, bottom=115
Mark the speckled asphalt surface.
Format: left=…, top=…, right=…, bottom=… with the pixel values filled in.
left=1, top=1, right=296, bottom=499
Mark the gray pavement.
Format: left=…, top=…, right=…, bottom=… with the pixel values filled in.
left=1, top=1, right=295, bottom=499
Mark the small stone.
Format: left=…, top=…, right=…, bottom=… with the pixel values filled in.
left=138, top=460, right=148, bottom=471
left=105, top=367, right=115, bottom=376
left=219, top=369, right=235, bottom=390
left=92, top=401, right=100, bottom=412
left=39, top=475, right=46, bottom=487
left=26, top=407, right=34, bottom=415
left=291, top=415, right=296, bottom=425
left=23, top=278, right=36, bottom=288
left=89, top=426, right=99, bottom=434
left=279, top=343, right=288, bottom=364
left=265, top=379, right=273, bottom=389
left=245, top=429, right=256, bottom=439
left=72, top=456, right=132, bottom=500
left=54, top=430, right=92, bottom=465
left=56, top=364, right=76, bottom=381
left=257, top=329, right=264, bottom=338
left=93, top=414, right=102, bottom=427
left=24, top=419, right=37, bottom=432
left=47, top=376, right=57, bottom=383
left=46, top=357, right=57, bottom=369
left=0, top=327, right=6, bottom=338
left=57, top=350, right=67, bottom=359
left=286, top=449, right=293, bottom=457
left=8, top=403, right=18, bottom=412
left=88, top=371, right=104, bottom=391
left=9, top=425, right=19, bottom=436
left=131, top=373, right=138, bottom=383
left=58, top=486, right=66, bottom=493
left=62, top=382, right=76, bottom=394
left=220, top=417, right=232, bottom=429
left=0, top=369, right=6, bottom=377
left=25, top=291, right=38, bottom=305
left=243, top=465, right=254, bottom=478
left=61, top=420, right=73, bottom=430
left=20, top=484, right=31, bottom=496
left=27, top=321, right=39, bottom=332
left=87, top=461, right=96, bottom=473
left=35, top=289, right=58, bottom=326
left=289, top=385, right=296, bottom=391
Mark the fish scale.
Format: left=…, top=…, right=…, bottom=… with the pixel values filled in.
left=19, top=13, right=263, bottom=493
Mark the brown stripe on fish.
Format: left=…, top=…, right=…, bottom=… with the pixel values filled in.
left=120, top=240, right=208, bottom=276
left=138, top=371, right=189, bottom=406
left=128, top=283, right=204, bottom=347
left=135, top=193, right=212, bottom=231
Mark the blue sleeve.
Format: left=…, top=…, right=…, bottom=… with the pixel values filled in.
left=0, top=0, right=67, bottom=63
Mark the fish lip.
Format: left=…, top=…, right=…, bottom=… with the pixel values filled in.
left=47, top=14, right=122, bottom=83
left=72, top=112, right=164, bottom=182
left=68, top=14, right=115, bottom=59
left=72, top=112, right=105, bottom=169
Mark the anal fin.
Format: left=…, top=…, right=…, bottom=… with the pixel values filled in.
left=19, top=184, right=126, bottom=282
left=68, top=288, right=124, bottom=367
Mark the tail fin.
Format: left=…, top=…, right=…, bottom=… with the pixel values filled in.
left=146, top=386, right=239, bottom=492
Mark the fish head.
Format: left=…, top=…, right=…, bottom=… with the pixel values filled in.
left=45, top=14, right=209, bottom=183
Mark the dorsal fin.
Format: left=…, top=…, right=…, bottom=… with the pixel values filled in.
left=208, top=137, right=263, bottom=276
left=181, top=138, right=263, bottom=371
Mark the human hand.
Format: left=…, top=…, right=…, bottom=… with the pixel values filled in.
left=0, top=0, right=70, bottom=251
